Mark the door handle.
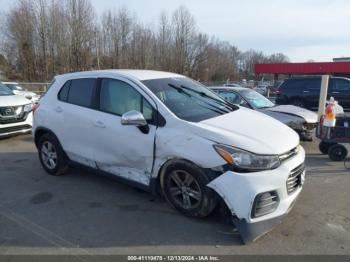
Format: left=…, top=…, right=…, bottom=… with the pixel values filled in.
left=93, top=120, right=106, bottom=128
left=303, top=91, right=309, bottom=93
left=332, top=91, right=340, bottom=94
left=54, top=106, right=63, bottom=113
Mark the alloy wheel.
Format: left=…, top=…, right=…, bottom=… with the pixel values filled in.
left=168, top=170, right=202, bottom=210
left=41, top=141, right=58, bottom=170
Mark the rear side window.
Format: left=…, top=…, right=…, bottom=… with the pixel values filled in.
left=304, top=79, right=321, bottom=90
left=282, top=79, right=305, bottom=90
left=58, top=78, right=96, bottom=108
left=282, top=78, right=320, bottom=91
left=58, top=81, right=70, bottom=101
left=68, top=79, right=96, bottom=107
left=333, top=79, right=350, bottom=91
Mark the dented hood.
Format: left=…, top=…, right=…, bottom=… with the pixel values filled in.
left=266, top=105, right=318, bottom=123
left=259, top=110, right=304, bottom=130
left=195, top=107, right=299, bottom=155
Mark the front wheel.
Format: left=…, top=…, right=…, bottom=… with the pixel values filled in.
left=328, top=144, right=348, bottom=161
left=162, top=161, right=218, bottom=218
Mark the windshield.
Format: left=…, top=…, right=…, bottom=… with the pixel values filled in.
left=240, top=89, right=275, bottom=109
left=0, top=84, right=14, bottom=96
left=5, top=84, right=24, bottom=91
left=142, top=77, right=238, bottom=122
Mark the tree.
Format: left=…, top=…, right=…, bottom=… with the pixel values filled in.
left=0, top=0, right=290, bottom=82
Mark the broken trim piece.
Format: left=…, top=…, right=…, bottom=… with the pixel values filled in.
left=232, top=215, right=284, bottom=244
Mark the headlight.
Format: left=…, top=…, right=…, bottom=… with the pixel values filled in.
left=213, top=144, right=280, bottom=171
left=23, top=103, right=33, bottom=112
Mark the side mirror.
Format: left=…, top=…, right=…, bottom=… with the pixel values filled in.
left=121, top=110, right=148, bottom=127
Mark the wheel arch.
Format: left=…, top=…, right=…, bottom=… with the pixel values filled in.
left=34, top=127, right=61, bottom=149
left=152, top=157, right=220, bottom=196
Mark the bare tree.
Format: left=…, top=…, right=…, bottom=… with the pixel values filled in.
left=172, top=6, right=196, bottom=74
left=0, top=0, right=290, bottom=82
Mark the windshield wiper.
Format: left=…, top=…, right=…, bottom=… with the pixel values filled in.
left=179, top=85, right=238, bottom=111
left=168, top=84, right=230, bottom=114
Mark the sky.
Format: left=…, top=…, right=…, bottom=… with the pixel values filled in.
left=1, top=0, right=349, bottom=62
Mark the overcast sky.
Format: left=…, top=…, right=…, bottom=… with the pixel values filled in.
left=1, top=0, right=349, bottom=62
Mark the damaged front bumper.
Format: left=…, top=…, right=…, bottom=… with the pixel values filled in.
left=207, top=146, right=305, bottom=244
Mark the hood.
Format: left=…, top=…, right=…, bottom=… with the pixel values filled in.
left=259, top=109, right=304, bottom=130
left=266, top=105, right=318, bottom=123
left=194, top=107, right=299, bottom=155
left=15, top=90, right=37, bottom=97
left=0, top=94, right=32, bottom=107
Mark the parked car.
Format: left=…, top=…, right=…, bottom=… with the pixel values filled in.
left=0, top=83, right=33, bottom=138
left=211, top=86, right=318, bottom=141
left=255, top=84, right=268, bottom=96
left=1, top=82, right=40, bottom=103
left=275, top=76, right=350, bottom=110
left=223, top=83, right=242, bottom=87
left=33, top=70, right=305, bottom=243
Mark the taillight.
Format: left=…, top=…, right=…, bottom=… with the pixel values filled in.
left=32, top=103, right=40, bottom=114
left=275, top=88, right=280, bottom=95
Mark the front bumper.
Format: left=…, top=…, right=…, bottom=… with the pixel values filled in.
left=207, top=146, right=305, bottom=244
left=0, top=112, right=33, bottom=138
left=296, top=123, right=317, bottom=141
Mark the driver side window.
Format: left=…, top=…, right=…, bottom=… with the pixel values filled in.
left=218, top=90, right=242, bottom=104
left=99, top=79, right=154, bottom=122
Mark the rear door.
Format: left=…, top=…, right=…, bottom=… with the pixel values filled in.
left=330, top=78, right=350, bottom=109
left=55, top=78, right=97, bottom=168
left=302, top=78, right=322, bottom=109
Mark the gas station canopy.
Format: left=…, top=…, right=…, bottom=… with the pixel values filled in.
left=255, top=62, right=350, bottom=76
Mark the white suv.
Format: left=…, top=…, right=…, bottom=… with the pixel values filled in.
left=0, top=83, right=33, bottom=138
left=33, top=70, right=305, bottom=243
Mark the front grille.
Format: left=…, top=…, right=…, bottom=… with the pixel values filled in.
left=0, top=106, right=27, bottom=124
left=303, top=123, right=317, bottom=130
left=286, top=164, right=304, bottom=194
left=0, top=124, right=31, bottom=135
left=251, top=191, right=279, bottom=218
left=279, top=146, right=298, bottom=162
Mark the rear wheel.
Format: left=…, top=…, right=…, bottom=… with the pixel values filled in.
left=38, top=133, right=68, bottom=176
left=162, top=161, right=218, bottom=218
left=319, top=141, right=336, bottom=154
left=328, top=144, right=348, bottom=161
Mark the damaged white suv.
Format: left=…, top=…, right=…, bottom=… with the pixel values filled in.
left=33, top=70, right=305, bottom=243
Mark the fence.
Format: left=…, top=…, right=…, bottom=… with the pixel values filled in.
left=17, top=82, right=50, bottom=94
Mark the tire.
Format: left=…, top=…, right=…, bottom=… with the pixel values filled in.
left=38, top=133, right=68, bottom=176
left=161, top=161, right=218, bottom=218
left=291, top=98, right=306, bottom=108
left=319, top=141, right=335, bottom=154
left=328, top=144, right=348, bottom=161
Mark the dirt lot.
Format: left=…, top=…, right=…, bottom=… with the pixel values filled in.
left=0, top=134, right=349, bottom=255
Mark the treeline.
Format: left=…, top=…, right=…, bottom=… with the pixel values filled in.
left=0, top=0, right=289, bottom=82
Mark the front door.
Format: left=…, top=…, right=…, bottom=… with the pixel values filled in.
left=90, top=78, right=157, bottom=186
